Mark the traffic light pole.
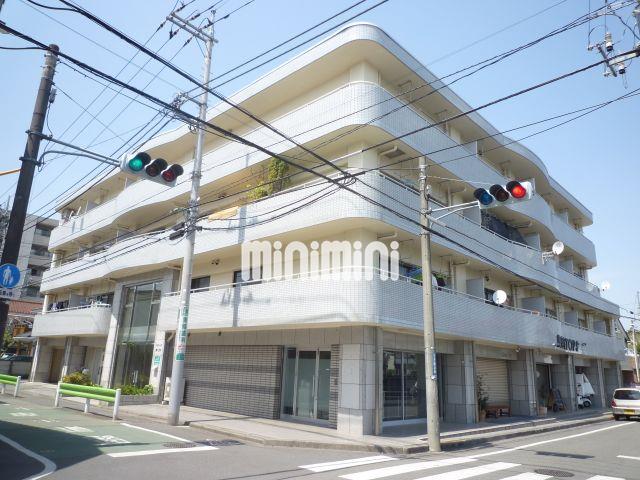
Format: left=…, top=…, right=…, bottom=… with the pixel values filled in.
left=418, top=156, right=442, bottom=452
left=167, top=14, right=215, bottom=426
left=0, top=45, right=58, bottom=343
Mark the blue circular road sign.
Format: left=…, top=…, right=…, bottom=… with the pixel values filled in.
left=0, top=264, right=21, bottom=289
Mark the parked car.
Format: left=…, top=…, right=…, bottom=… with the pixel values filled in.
left=611, top=388, right=640, bottom=420
left=0, top=353, right=16, bottom=361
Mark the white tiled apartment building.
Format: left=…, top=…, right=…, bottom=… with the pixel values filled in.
left=31, top=24, right=625, bottom=436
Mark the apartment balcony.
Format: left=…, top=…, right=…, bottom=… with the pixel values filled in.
left=41, top=171, right=617, bottom=315
left=156, top=270, right=625, bottom=361
left=32, top=304, right=112, bottom=338
left=48, top=80, right=596, bottom=267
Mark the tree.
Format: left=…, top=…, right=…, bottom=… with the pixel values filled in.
left=247, top=158, right=290, bottom=201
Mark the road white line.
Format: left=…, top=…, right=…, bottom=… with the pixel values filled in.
left=500, top=474, right=552, bottom=480
left=413, top=462, right=519, bottom=480
left=301, top=455, right=397, bottom=472
left=617, top=455, right=640, bottom=461
left=340, top=457, right=476, bottom=480
left=0, top=432, right=56, bottom=480
left=471, top=422, right=635, bottom=459
left=586, top=476, right=626, bottom=480
left=120, top=422, right=191, bottom=442
left=108, top=445, right=218, bottom=458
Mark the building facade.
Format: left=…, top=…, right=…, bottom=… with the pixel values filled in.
left=31, top=24, right=625, bottom=435
left=0, top=209, right=57, bottom=302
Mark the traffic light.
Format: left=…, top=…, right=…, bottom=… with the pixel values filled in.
left=120, top=152, right=184, bottom=186
left=473, top=180, right=533, bottom=209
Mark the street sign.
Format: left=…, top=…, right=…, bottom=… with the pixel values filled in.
left=0, top=263, right=21, bottom=300
left=0, top=264, right=20, bottom=288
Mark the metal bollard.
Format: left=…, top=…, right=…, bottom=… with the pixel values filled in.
left=14, top=377, right=21, bottom=397
left=84, top=397, right=90, bottom=414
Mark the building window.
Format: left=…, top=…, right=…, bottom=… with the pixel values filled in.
left=190, top=276, right=210, bottom=290
left=35, top=226, right=52, bottom=237
left=24, top=286, right=40, bottom=297
left=112, top=281, right=162, bottom=387
left=233, top=268, right=262, bottom=286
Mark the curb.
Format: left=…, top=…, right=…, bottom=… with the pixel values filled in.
left=137, top=411, right=612, bottom=454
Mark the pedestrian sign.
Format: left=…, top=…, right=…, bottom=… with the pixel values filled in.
left=0, top=264, right=21, bottom=300
left=0, top=264, right=20, bottom=289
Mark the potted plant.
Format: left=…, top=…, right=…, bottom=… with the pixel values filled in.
left=538, top=384, right=549, bottom=416
left=477, top=375, right=489, bottom=422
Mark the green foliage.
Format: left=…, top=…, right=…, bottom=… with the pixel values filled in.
left=476, top=374, right=489, bottom=411
left=119, top=384, right=154, bottom=395
left=247, top=158, right=290, bottom=201
left=62, top=371, right=94, bottom=386
left=1, top=328, right=13, bottom=352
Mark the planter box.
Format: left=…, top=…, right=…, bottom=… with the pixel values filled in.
left=119, top=394, right=158, bottom=406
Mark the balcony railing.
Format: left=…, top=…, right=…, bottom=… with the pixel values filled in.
left=157, top=267, right=623, bottom=359
left=32, top=303, right=112, bottom=337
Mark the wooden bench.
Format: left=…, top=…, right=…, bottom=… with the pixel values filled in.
left=485, top=404, right=511, bottom=418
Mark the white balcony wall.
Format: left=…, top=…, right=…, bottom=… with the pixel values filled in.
left=32, top=304, right=112, bottom=337
left=156, top=276, right=624, bottom=361
left=48, top=81, right=596, bottom=268
left=42, top=172, right=617, bottom=315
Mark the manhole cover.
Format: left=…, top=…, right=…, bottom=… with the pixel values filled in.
left=196, top=439, right=244, bottom=447
left=534, top=469, right=574, bottom=478
left=163, top=442, right=199, bottom=448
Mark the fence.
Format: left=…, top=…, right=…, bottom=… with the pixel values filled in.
left=54, top=382, right=121, bottom=420
left=0, top=374, right=21, bottom=397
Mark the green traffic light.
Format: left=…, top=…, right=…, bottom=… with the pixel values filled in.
left=128, top=152, right=151, bottom=172
left=129, top=158, right=145, bottom=171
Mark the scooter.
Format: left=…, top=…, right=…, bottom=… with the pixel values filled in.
left=577, top=394, right=592, bottom=408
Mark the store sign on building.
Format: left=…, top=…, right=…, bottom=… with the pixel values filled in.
left=556, top=335, right=581, bottom=352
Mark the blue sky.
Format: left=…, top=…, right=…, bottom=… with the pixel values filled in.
left=0, top=0, right=638, bottom=320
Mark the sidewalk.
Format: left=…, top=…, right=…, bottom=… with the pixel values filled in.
left=18, top=382, right=614, bottom=454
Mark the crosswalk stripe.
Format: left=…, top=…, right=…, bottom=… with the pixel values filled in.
left=412, top=462, right=520, bottom=480
left=499, top=474, right=552, bottom=480
left=586, top=476, right=626, bottom=480
left=300, top=456, right=397, bottom=472
left=340, top=457, right=476, bottom=480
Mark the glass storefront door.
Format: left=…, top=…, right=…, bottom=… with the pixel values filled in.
left=383, top=350, right=426, bottom=421
left=282, top=348, right=331, bottom=422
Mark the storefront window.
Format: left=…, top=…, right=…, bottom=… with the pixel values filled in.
left=112, top=281, right=162, bottom=387
left=383, top=350, right=426, bottom=421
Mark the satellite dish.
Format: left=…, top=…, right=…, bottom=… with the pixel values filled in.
left=600, top=281, right=611, bottom=291
left=492, top=290, right=508, bottom=305
left=552, top=241, right=565, bottom=256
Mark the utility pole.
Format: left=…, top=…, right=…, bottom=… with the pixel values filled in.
left=419, top=156, right=441, bottom=452
left=167, top=12, right=215, bottom=426
left=633, top=291, right=640, bottom=385
left=0, top=45, right=58, bottom=342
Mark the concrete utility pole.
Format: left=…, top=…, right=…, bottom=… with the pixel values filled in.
left=0, top=45, right=58, bottom=342
left=167, top=12, right=215, bottom=426
left=633, top=291, right=640, bottom=385
left=418, top=155, right=441, bottom=452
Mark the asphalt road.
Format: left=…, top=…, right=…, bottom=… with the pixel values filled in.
left=1, top=394, right=639, bottom=480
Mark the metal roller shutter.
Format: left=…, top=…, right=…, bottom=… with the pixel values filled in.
left=184, top=345, right=283, bottom=418
left=476, top=357, right=509, bottom=405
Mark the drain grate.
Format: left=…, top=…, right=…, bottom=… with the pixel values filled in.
left=534, top=469, right=575, bottom=478
left=163, top=442, right=199, bottom=449
left=196, top=439, right=244, bottom=447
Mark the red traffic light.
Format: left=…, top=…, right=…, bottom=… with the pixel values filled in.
left=506, top=180, right=527, bottom=199
left=162, top=164, right=184, bottom=183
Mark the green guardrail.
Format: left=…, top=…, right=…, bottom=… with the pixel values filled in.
left=55, top=382, right=121, bottom=420
left=0, top=374, right=21, bottom=397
